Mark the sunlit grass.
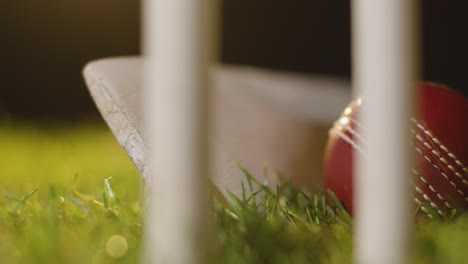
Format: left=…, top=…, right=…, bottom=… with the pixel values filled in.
left=0, top=124, right=142, bottom=263
left=0, top=124, right=141, bottom=195
left=0, top=124, right=467, bottom=264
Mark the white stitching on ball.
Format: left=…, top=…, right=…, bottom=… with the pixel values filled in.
left=412, top=118, right=468, bottom=179
left=414, top=146, right=466, bottom=199
left=334, top=129, right=363, bottom=153
left=414, top=198, right=422, bottom=205
left=413, top=169, right=453, bottom=210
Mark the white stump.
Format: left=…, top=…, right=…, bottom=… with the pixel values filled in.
left=353, top=1, right=420, bottom=264
left=143, top=0, right=217, bottom=263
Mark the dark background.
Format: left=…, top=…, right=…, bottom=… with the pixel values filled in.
left=1, top=1, right=467, bottom=121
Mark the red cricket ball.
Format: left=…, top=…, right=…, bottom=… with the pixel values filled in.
left=323, top=82, right=468, bottom=218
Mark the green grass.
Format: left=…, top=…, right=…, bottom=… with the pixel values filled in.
left=1, top=124, right=467, bottom=264
left=0, top=124, right=141, bottom=264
